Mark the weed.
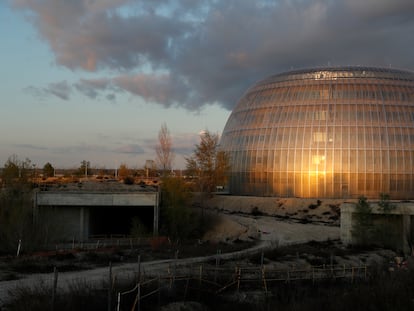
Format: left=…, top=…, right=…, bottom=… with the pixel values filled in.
left=250, top=206, right=263, bottom=216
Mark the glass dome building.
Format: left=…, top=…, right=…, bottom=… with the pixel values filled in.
left=220, top=67, right=414, bottom=199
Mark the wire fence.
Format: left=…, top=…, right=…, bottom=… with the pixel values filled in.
left=2, top=256, right=369, bottom=311
left=115, top=263, right=368, bottom=311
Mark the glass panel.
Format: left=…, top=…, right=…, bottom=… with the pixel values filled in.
left=221, top=67, right=414, bottom=198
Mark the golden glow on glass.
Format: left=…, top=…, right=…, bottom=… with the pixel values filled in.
left=221, top=67, right=414, bottom=199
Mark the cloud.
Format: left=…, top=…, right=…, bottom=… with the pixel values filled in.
left=27, top=79, right=116, bottom=102
left=13, top=144, right=48, bottom=151
left=12, top=0, right=414, bottom=111
left=44, top=81, right=71, bottom=100
left=106, top=94, right=116, bottom=102
left=11, top=142, right=113, bottom=157
left=22, top=83, right=72, bottom=101
left=113, top=73, right=194, bottom=108
left=114, top=144, right=145, bottom=154
left=74, top=78, right=111, bottom=99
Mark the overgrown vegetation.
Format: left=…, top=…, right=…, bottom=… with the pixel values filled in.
left=159, top=176, right=217, bottom=240
left=308, top=199, right=322, bottom=209
left=250, top=206, right=263, bottom=216
left=352, top=195, right=402, bottom=250
left=0, top=156, right=37, bottom=254
left=159, top=176, right=193, bottom=239
left=0, top=186, right=33, bottom=254
left=0, top=156, right=64, bottom=255
left=4, top=281, right=108, bottom=311
left=352, top=196, right=374, bottom=246
left=129, top=217, right=148, bottom=237
left=378, top=193, right=396, bottom=213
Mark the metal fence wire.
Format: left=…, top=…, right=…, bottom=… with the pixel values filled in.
left=115, top=263, right=368, bottom=311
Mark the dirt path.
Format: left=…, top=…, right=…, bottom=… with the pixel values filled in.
left=0, top=243, right=268, bottom=307
left=203, top=212, right=339, bottom=244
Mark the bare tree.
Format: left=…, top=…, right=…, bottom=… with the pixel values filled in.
left=155, top=123, right=175, bottom=176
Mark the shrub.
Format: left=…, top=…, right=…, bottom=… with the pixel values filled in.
left=251, top=206, right=263, bottom=216
left=123, top=176, right=134, bottom=185
left=130, top=217, right=148, bottom=237
left=352, top=196, right=374, bottom=246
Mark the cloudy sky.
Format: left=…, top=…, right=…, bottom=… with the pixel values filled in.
left=1, top=0, right=414, bottom=170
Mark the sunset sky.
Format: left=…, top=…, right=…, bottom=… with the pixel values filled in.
left=1, top=0, right=414, bottom=169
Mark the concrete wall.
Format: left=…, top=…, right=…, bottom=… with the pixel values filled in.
left=34, top=191, right=159, bottom=241
left=36, top=206, right=88, bottom=241
left=340, top=202, right=414, bottom=253
left=36, top=192, right=157, bottom=207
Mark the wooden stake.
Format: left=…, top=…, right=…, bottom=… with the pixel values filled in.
left=51, top=266, right=58, bottom=311
left=262, top=267, right=268, bottom=294
left=108, top=262, right=112, bottom=311
left=237, top=267, right=241, bottom=292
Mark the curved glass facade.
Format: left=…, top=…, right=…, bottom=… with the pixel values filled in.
left=220, top=67, right=414, bottom=199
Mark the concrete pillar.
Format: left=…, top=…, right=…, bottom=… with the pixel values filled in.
left=84, top=207, right=89, bottom=240
left=80, top=207, right=85, bottom=242
left=340, top=203, right=355, bottom=245
left=32, top=190, right=39, bottom=225
left=153, top=193, right=159, bottom=235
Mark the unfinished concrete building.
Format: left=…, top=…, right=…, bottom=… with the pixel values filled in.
left=33, top=182, right=159, bottom=241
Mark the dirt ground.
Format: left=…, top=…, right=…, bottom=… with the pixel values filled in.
left=201, top=195, right=344, bottom=243
left=198, top=196, right=401, bottom=271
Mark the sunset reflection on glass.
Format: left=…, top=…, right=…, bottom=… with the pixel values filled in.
left=221, top=67, right=414, bottom=199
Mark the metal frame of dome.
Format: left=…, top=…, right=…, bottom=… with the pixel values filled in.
left=220, top=66, right=414, bottom=199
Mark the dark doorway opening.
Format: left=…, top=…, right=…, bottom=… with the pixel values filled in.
left=89, top=206, right=153, bottom=236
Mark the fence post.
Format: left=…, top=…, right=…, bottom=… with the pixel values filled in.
left=260, top=251, right=264, bottom=270
left=173, top=250, right=179, bottom=285
left=237, top=267, right=241, bottom=292
left=170, top=250, right=178, bottom=289
left=108, top=262, right=112, bottom=311
left=199, top=265, right=203, bottom=283
left=168, top=265, right=173, bottom=289
left=51, top=266, right=58, bottom=311
left=351, top=267, right=355, bottom=283
left=184, top=278, right=190, bottom=302
left=137, top=255, right=141, bottom=283
left=16, top=239, right=22, bottom=257
left=198, top=265, right=203, bottom=300
left=116, top=292, right=121, bottom=311
left=364, top=265, right=367, bottom=280
left=158, top=275, right=161, bottom=309
left=312, top=267, right=315, bottom=284
left=132, top=283, right=141, bottom=311
left=262, top=267, right=268, bottom=294
left=214, top=249, right=221, bottom=283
